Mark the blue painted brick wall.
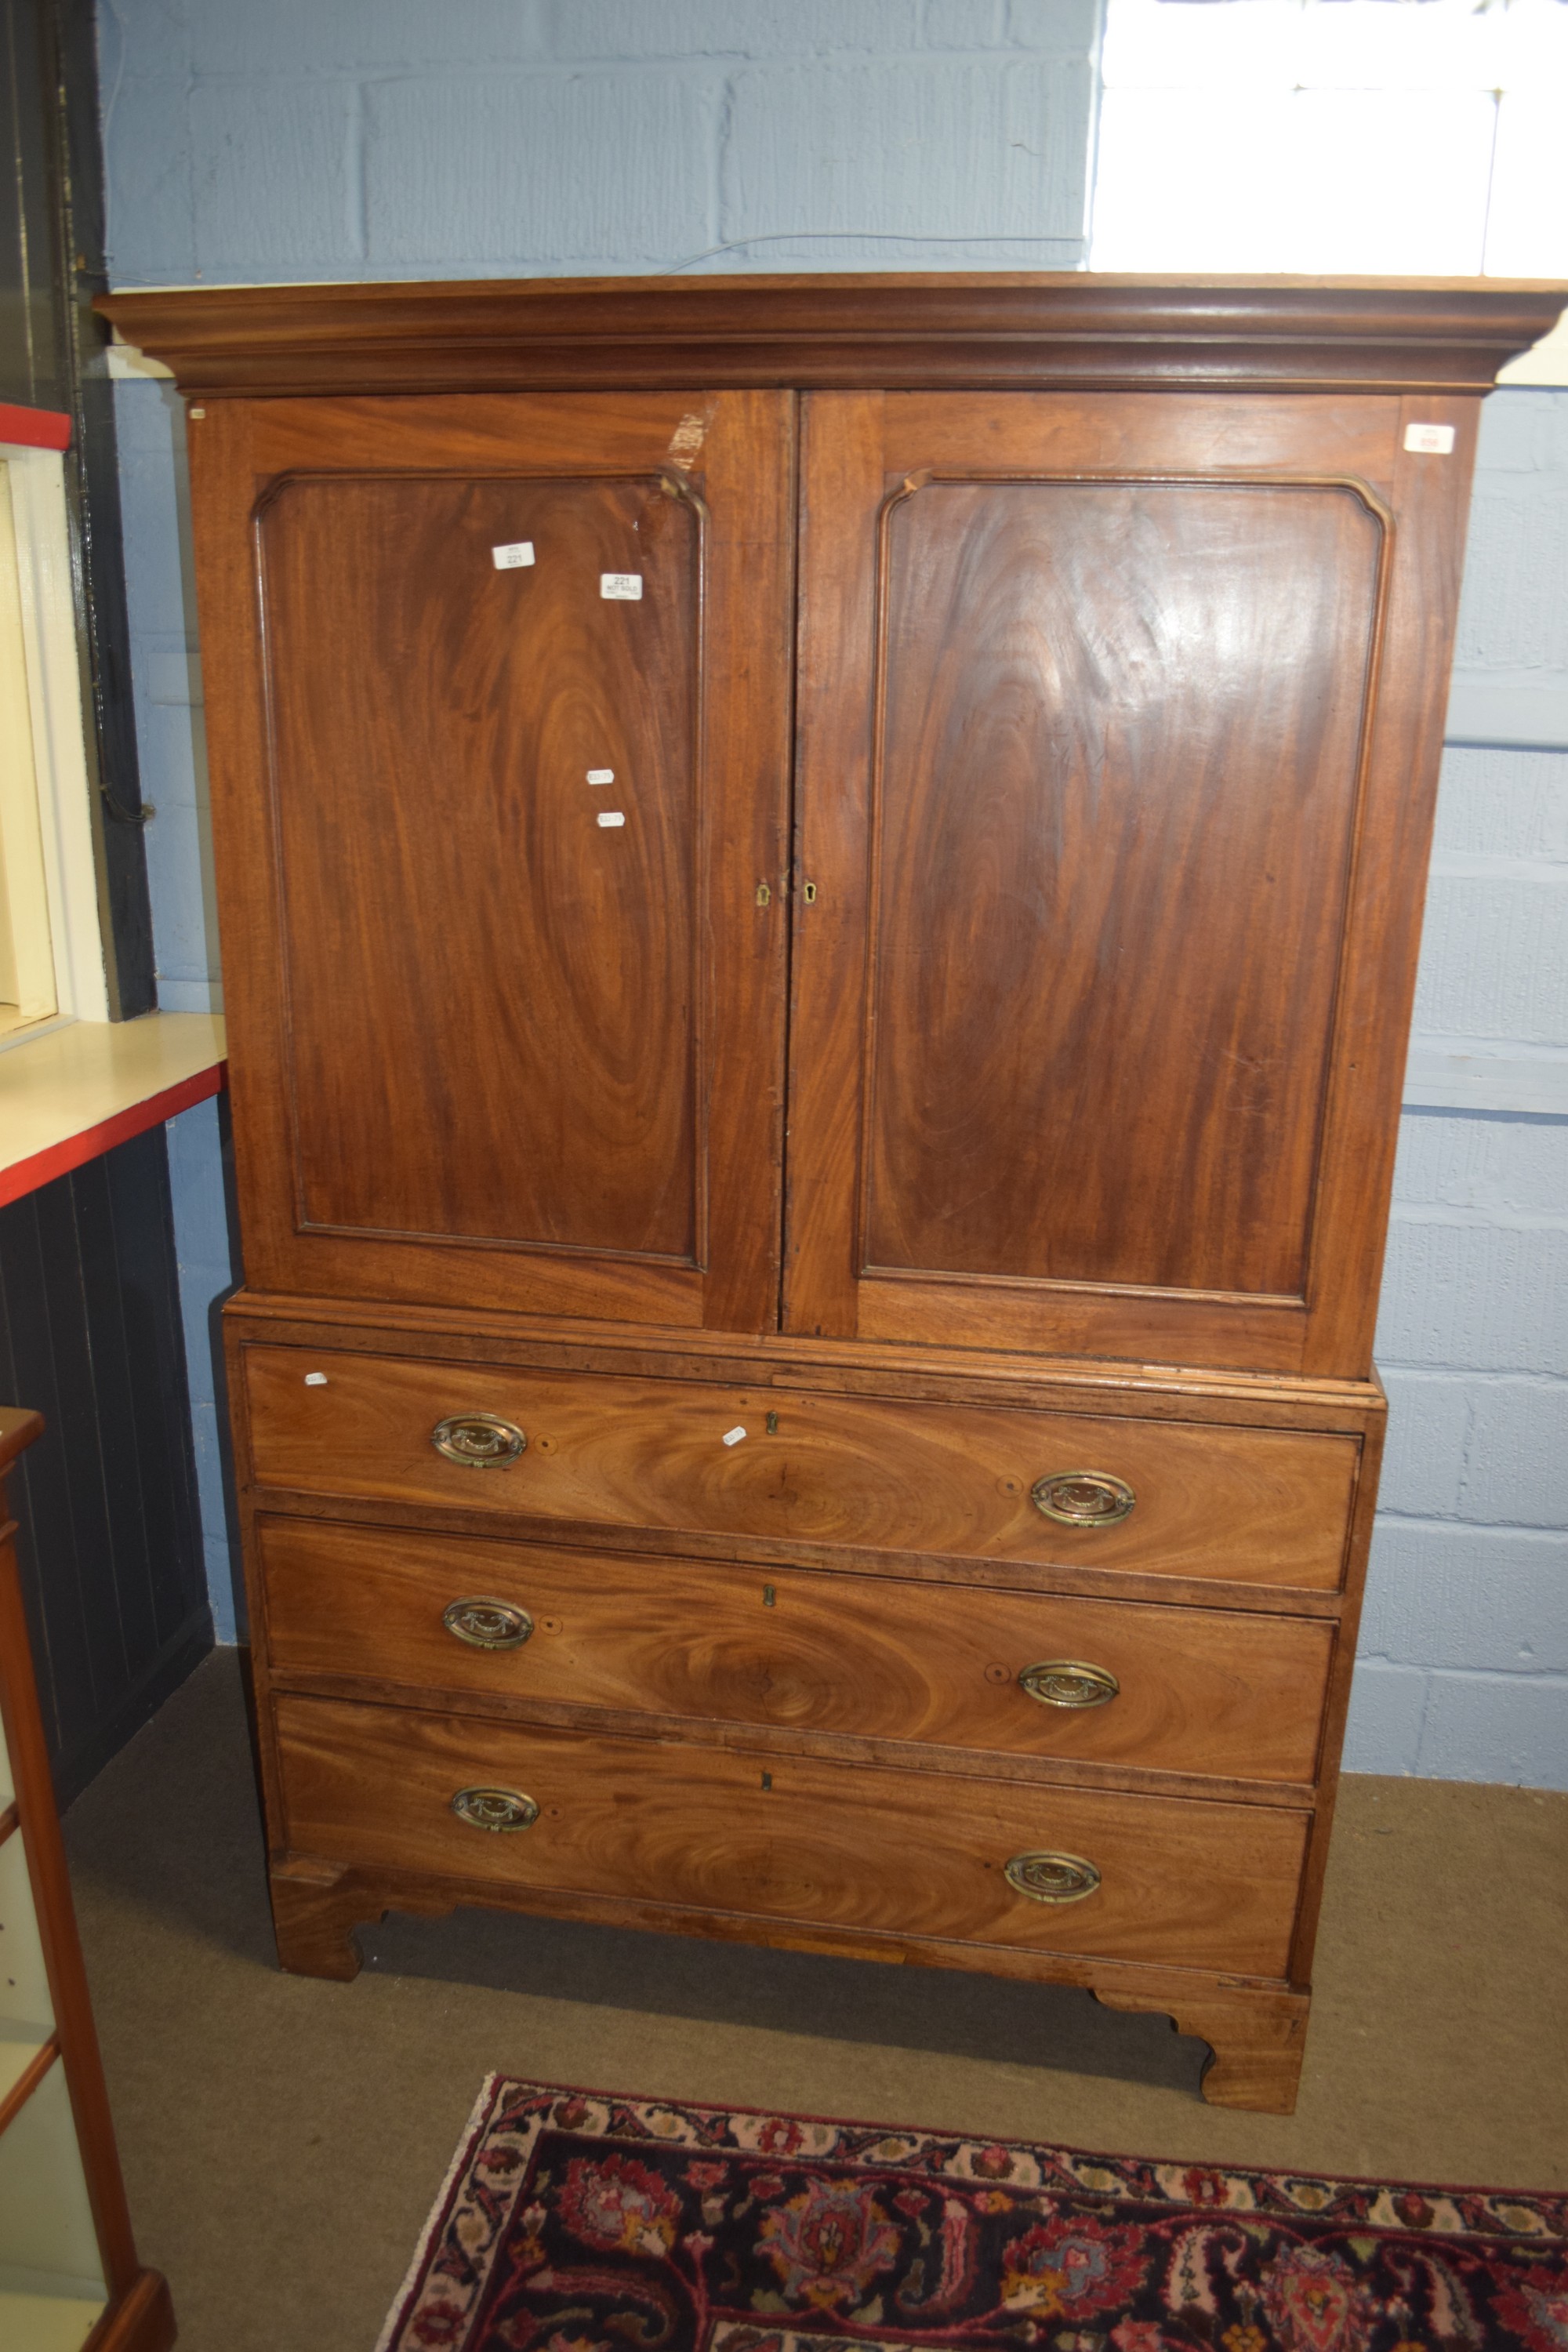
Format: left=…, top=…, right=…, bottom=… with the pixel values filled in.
left=99, top=0, right=1099, bottom=282
left=102, top=1, right=1566, bottom=1786
left=1342, top=389, right=1568, bottom=1789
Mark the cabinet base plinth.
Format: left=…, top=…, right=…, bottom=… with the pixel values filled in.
left=1094, top=1984, right=1310, bottom=2114
left=270, top=1857, right=463, bottom=1979
left=265, top=1854, right=1310, bottom=2112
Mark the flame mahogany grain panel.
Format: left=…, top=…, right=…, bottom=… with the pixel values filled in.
left=273, top=1691, right=1308, bottom=1977
left=260, top=468, right=702, bottom=1259
left=240, top=1342, right=1359, bottom=1592
left=865, top=474, right=1384, bottom=1299
left=256, top=1517, right=1335, bottom=1785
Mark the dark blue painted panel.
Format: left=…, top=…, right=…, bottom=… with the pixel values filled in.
left=0, top=1123, right=212, bottom=1804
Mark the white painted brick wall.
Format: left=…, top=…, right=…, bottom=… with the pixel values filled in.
left=1462, top=1381, right=1568, bottom=1526
left=1359, top=1523, right=1567, bottom=1672
left=1375, top=1371, right=1472, bottom=1517
left=1391, top=1108, right=1568, bottom=1214
left=1413, top=874, right=1568, bottom=1044
left=1452, top=393, right=1568, bottom=674
left=1432, top=747, right=1568, bottom=863
left=1376, top=1225, right=1568, bottom=1376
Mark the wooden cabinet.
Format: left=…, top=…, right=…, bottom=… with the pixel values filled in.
left=102, top=274, right=1563, bottom=2114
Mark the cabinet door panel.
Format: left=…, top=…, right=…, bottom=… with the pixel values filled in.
left=191, top=393, right=793, bottom=1329
left=263, top=470, right=700, bottom=1260
left=868, top=476, right=1379, bottom=1298
left=786, top=391, right=1474, bottom=1375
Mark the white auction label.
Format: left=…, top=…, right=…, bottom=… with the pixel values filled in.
left=303, top=1372, right=328, bottom=1387
left=586, top=768, right=615, bottom=784
left=492, top=541, right=535, bottom=568
left=1403, top=423, right=1456, bottom=455
left=596, top=811, right=626, bottom=828
left=601, top=572, right=643, bottom=600
left=721, top=1425, right=747, bottom=1446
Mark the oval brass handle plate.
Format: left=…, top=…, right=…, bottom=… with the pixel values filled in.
left=450, top=1785, right=539, bottom=1834
left=1004, top=1850, right=1101, bottom=1904
left=442, top=1597, right=534, bottom=1650
left=431, top=1413, right=525, bottom=1468
left=1018, top=1659, right=1120, bottom=1710
left=1031, top=1470, right=1134, bottom=1527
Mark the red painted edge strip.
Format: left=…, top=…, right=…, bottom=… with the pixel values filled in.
left=0, top=401, right=72, bottom=452
left=0, top=1060, right=226, bottom=1210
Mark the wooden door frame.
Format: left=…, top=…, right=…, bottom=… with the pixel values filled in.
left=185, top=389, right=794, bottom=1333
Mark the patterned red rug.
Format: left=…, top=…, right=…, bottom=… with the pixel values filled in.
left=376, top=2078, right=1568, bottom=2352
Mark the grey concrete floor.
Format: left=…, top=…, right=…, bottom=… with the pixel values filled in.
left=63, top=1650, right=1568, bottom=2352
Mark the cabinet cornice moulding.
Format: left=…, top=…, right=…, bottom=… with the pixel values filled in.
left=96, top=274, right=1566, bottom=399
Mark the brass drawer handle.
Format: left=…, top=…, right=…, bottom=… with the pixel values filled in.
left=1004, top=1850, right=1101, bottom=1904
left=443, top=1597, right=534, bottom=1650
left=1018, top=1659, right=1120, bottom=1710
left=1031, top=1471, right=1134, bottom=1526
left=431, top=1413, right=525, bottom=1468
left=451, top=1786, right=539, bottom=1834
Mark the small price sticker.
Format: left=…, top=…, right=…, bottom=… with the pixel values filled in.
left=601, top=573, right=643, bottom=600
left=1403, top=423, right=1456, bottom=456
left=586, top=768, right=615, bottom=785
left=596, top=811, right=626, bottom=828
left=492, top=541, right=535, bottom=569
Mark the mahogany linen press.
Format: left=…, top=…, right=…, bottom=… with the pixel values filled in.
left=100, top=275, right=1565, bottom=2112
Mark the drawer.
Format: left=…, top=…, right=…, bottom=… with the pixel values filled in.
left=242, top=1345, right=1359, bottom=1592
left=274, top=1693, right=1308, bottom=1976
left=259, top=1517, right=1334, bottom=1784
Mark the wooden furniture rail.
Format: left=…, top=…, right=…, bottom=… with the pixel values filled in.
left=0, top=1407, right=175, bottom=2350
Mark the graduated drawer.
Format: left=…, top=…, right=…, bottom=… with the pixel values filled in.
left=258, top=1516, right=1334, bottom=1784
left=241, top=1345, right=1359, bottom=1593
left=274, top=1693, right=1308, bottom=1976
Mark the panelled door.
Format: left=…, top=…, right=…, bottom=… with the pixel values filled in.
left=191, top=392, right=793, bottom=1330
left=783, top=390, right=1475, bottom=1377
